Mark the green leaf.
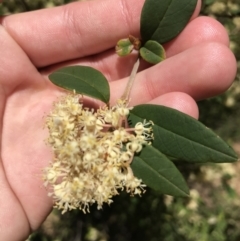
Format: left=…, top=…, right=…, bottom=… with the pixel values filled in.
left=129, top=104, right=238, bottom=163
left=140, top=40, right=166, bottom=64
left=131, top=145, right=189, bottom=197
left=116, top=38, right=134, bottom=56
left=49, top=66, right=110, bottom=104
left=140, top=0, right=198, bottom=44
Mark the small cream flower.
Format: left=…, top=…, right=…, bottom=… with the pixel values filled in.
left=43, top=93, right=153, bottom=213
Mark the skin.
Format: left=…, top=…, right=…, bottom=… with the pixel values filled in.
left=0, top=0, right=237, bottom=240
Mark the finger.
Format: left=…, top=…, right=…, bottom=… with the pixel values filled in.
left=0, top=26, right=44, bottom=95
left=1, top=0, right=201, bottom=67
left=147, top=92, right=199, bottom=119
left=41, top=15, right=230, bottom=82
left=164, top=16, right=230, bottom=57
left=110, top=42, right=237, bottom=105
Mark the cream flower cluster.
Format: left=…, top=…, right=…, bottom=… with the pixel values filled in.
left=43, top=93, right=153, bottom=213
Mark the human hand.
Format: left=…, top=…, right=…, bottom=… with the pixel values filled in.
left=0, top=0, right=236, bottom=240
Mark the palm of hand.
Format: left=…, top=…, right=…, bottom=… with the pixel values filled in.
left=0, top=46, right=59, bottom=238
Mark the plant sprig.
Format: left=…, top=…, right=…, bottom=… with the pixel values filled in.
left=45, top=0, right=238, bottom=213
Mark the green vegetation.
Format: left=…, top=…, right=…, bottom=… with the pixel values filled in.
left=2, top=0, right=240, bottom=240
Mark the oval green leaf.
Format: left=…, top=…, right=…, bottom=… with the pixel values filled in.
left=140, top=40, right=166, bottom=64
left=116, top=38, right=134, bottom=56
left=129, top=104, right=238, bottom=163
left=49, top=66, right=110, bottom=104
left=140, top=0, right=198, bottom=44
left=131, top=145, right=189, bottom=197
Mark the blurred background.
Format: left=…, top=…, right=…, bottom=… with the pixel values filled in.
left=1, top=0, right=240, bottom=240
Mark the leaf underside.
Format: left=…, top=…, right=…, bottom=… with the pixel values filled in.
left=129, top=104, right=238, bottom=163
left=49, top=66, right=110, bottom=104
left=131, top=145, right=189, bottom=197
left=140, top=0, right=198, bottom=44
